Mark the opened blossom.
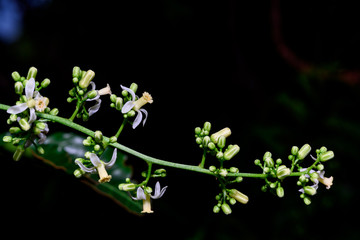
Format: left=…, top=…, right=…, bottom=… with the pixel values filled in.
left=131, top=181, right=167, bottom=213
left=7, top=78, right=49, bottom=127
left=120, top=85, right=153, bottom=129
left=75, top=148, right=117, bottom=183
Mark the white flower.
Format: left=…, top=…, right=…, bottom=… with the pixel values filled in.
left=120, top=85, right=153, bottom=129
left=7, top=78, right=48, bottom=126
left=75, top=148, right=117, bottom=183
left=299, top=168, right=333, bottom=191
left=131, top=181, right=168, bottom=213
left=86, top=82, right=112, bottom=116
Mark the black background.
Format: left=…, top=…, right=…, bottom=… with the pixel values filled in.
left=1, top=0, right=360, bottom=239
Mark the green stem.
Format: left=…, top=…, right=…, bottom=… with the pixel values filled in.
left=141, top=162, right=153, bottom=186
left=115, top=119, right=127, bottom=139
left=199, top=149, right=206, bottom=168
left=69, top=100, right=82, bottom=122
left=0, top=103, right=303, bottom=179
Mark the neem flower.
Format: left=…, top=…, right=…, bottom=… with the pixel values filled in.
left=131, top=182, right=168, bottom=213
left=120, top=85, right=153, bottom=129
left=7, top=78, right=49, bottom=127
left=75, top=148, right=117, bottom=183
left=86, top=82, right=112, bottom=116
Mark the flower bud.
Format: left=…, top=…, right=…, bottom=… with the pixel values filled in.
left=3, top=136, right=12, bottom=143
left=264, top=157, right=274, bottom=167
left=37, top=146, right=45, bottom=155
left=291, top=146, right=299, bottom=155
left=130, top=83, right=138, bottom=93
left=72, top=66, right=81, bottom=78
left=79, top=70, right=95, bottom=89
left=223, top=145, right=240, bottom=160
left=19, top=118, right=30, bottom=131
left=208, top=142, right=216, bottom=150
left=109, top=136, right=117, bottom=143
left=87, top=90, right=98, bottom=100
left=303, top=186, right=317, bottom=196
left=41, top=78, right=50, bottom=88
left=217, top=135, right=226, bottom=149
left=118, top=183, right=137, bottom=191
left=229, top=189, right=249, bottom=204
left=303, top=196, right=311, bottom=205
left=276, top=165, right=291, bottom=180
left=203, top=136, right=210, bottom=147
left=73, top=169, right=85, bottom=178
left=49, top=108, right=59, bottom=116
left=319, top=151, right=334, bottom=162
left=297, top=144, right=311, bottom=160
left=210, top=128, right=231, bottom=144
left=209, top=166, right=216, bottom=172
left=219, top=168, right=228, bottom=177
left=14, top=82, right=23, bottom=94
left=195, top=127, right=201, bottom=135
left=221, top=203, right=232, bottom=215
left=213, top=205, right=220, bottom=214
left=115, top=97, right=123, bottom=110
left=276, top=186, right=284, bottom=198
left=203, top=121, right=211, bottom=132
left=216, top=152, right=223, bottom=159
left=26, top=67, right=37, bottom=80
left=12, top=71, right=21, bottom=81
left=94, top=130, right=103, bottom=143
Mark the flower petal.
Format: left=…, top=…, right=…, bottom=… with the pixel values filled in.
left=140, top=109, right=148, bottom=126
left=132, top=187, right=146, bottom=200
left=75, top=159, right=96, bottom=173
left=88, top=99, right=101, bottom=116
left=89, top=153, right=102, bottom=167
left=28, top=108, right=36, bottom=124
left=105, top=148, right=117, bottom=169
left=120, top=85, right=136, bottom=101
left=151, top=182, right=168, bottom=199
left=132, top=110, right=143, bottom=129
left=25, top=78, right=35, bottom=99
left=121, top=101, right=134, bottom=113
left=7, top=103, right=28, bottom=114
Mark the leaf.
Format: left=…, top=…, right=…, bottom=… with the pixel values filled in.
left=1, top=132, right=142, bottom=214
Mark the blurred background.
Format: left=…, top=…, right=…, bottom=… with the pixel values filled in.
left=1, top=0, right=359, bottom=239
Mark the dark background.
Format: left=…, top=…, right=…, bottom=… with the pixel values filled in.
left=1, top=0, right=359, bottom=239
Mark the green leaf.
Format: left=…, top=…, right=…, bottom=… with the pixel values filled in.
left=1, top=132, right=142, bottom=214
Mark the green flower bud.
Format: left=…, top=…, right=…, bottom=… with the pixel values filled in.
left=41, top=78, right=50, bottom=88
left=3, top=136, right=12, bottom=143
left=208, top=142, right=216, bottom=150
left=203, top=136, right=210, bottom=147
left=13, top=146, right=25, bottom=161
left=19, top=118, right=30, bottom=131
left=130, top=83, right=138, bottom=94
left=154, top=168, right=166, bottom=175
left=210, top=128, right=231, bottom=144
left=94, top=144, right=101, bottom=151
left=303, top=196, right=311, bottom=205
left=118, top=183, right=137, bottom=191
left=49, top=108, right=59, bottom=116
left=216, top=152, right=223, bottom=159
left=229, top=198, right=236, bottom=205
left=317, top=164, right=324, bottom=171
left=213, top=205, right=220, bottom=214
left=264, top=157, right=274, bottom=167
left=87, top=90, right=98, bottom=100
left=276, top=165, right=291, bottom=180
left=219, top=168, right=228, bottom=177
left=79, top=70, right=95, bottom=89
left=72, top=77, right=79, bottom=84
left=221, top=203, right=232, bottom=215
left=195, top=127, right=201, bottom=135
left=115, top=97, right=123, bottom=110
left=229, top=189, right=249, bottom=204
left=299, top=174, right=307, bottom=183
left=319, top=151, right=334, bottom=162
left=14, top=82, right=23, bottom=94
left=236, top=176, right=243, bottom=182
left=72, top=66, right=81, bottom=78
left=94, top=130, right=103, bottom=143
left=303, top=186, right=317, bottom=196
left=110, top=94, right=117, bottom=102
left=276, top=186, right=284, bottom=198
left=229, top=167, right=239, bottom=173
left=127, top=110, right=136, bottom=117
left=209, top=166, right=216, bottom=172
left=203, top=121, right=211, bottom=132
left=26, top=66, right=37, bottom=80
left=254, top=159, right=261, bottom=165
left=298, top=144, right=311, bottom=160
left=263, top=151, right=272, bottom=161
left=217, top=135, right=226, bottom=149
left=9, top=127, right=21, bottom=134
left=291, top=146, right=299, bottom=155
left=12, top=71, right=21, bottom=81
left=82, top=139, right=92, bottom=146
left=223, top=145, right=240, bottom=161
left=73, top=168, right=85, bottom=178
left=195, top=137, right=202, bottom=145
left=37, top=146, right=45, bottom=155
left=109, top=136, right=117, bottom=143
left=319, top=146, right=327, bottom=153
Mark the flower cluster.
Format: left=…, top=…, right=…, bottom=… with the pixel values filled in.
left=195, top=122, right=248, bottom=215
left=255, top=144, right=334, bottom=204
left=3, top=67, right=58, bottom=161
left=67, top=66, right=112, bottom=121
